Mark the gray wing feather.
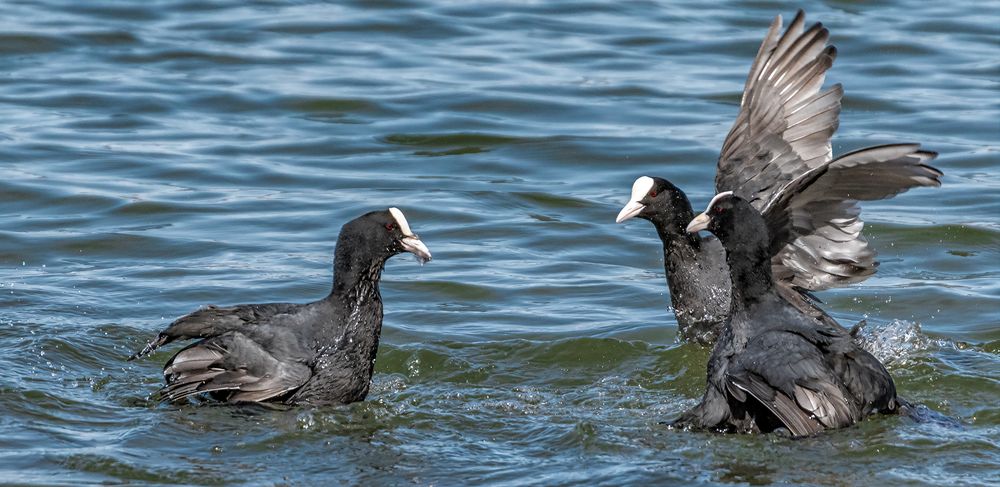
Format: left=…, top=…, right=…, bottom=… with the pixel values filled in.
left=715, top=11, right=942, bottom=293
left=717, top=10, right=841, bottom=208
left=129, top=302, right=297, bottom=360
left=160, top=331, right=311, bottom=403
left=162, top=344, right=224, bottom=374
left=792, top=381, right=855, bottom=429
left=764, top=144, right=941, bottom=290
left=727, top=330, right=859, bottom=437
left=727, top=372, right=825, bottom=437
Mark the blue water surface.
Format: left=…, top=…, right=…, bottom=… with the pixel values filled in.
left=0, top=0, right=997, bottom=485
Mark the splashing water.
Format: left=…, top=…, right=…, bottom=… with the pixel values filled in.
left=852, top=320, right=939, bottom=366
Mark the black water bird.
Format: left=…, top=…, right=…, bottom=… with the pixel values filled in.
left=615, top=10, right=941, bottom=344
left=673, top=190, right=900, bottom=436
left=128, top=207, right=432, bottom=406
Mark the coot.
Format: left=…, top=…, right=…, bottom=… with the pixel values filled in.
left=673, top=190, right=899, bottom=436
left=616, top=11, right=940, bottom=344
left=128, top=207, right=432, bottom=406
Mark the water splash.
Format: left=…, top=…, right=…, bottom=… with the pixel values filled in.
left=852, top=319, right=938, bottom=366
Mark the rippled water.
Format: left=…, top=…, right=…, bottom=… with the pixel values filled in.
left=1, top=0, right=997, bottom=484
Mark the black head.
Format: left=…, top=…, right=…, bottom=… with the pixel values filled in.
left=337, top=207, right=432, bottom=265
left=615, top=176, right=692, bottom=227
left=686, top=192, right=769, bottom=251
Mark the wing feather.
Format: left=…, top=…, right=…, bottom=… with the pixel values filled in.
left=725, top=330, right=861, bottom=437
left=713, top=12, right=942, bottom=293
left=159, top=331, right=311, bottom=404
left=763, top=144, right=941, bottom=290
left=717, top=10, right=839, bottom=206
left=129, top=302, right=297, bottom=360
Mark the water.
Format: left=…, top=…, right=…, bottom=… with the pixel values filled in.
left=1, top=0, right=997, bottom=484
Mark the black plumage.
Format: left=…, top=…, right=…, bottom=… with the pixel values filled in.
left=616, top=10, right=941, bottom=344
left=128, top=208, right=432, bottom=406
left=674, top=190, right=899, bottom=437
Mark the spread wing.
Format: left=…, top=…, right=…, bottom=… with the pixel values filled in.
left=716, top=10, right=841, bottom=208
left=160, top=331, right=312, bottom=403
left=715, top=11, right=942, bottom=293
left=725, top=330, right=859, bottom=437
left=762, top=144, right=940, bottom=291
left=128, top=302, right=299, bottom=360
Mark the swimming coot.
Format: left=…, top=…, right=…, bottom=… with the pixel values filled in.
left=616, top=10, right=941, bottom=344
left=673, top=189, right=899, bottom=436
left=128, top=207, right=431, bottom=406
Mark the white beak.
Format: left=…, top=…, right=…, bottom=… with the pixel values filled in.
left=616, top=176, right=655, bottom=223
left=686, top=212, right=711, bottom=233
left=615, top=200, right=646, bottom=223
left=401, top=236, right=432, bottom=264
left=389, top=207, right=432, bottom=264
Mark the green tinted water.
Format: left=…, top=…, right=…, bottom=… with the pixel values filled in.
left=0, top=1, right=997, bottom=485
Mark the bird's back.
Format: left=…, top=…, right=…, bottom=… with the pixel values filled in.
left=154, top=301, right=329, bottom=402
left=741, top=296, right=898, bottom=421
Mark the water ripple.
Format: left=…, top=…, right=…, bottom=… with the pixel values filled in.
left=0, top=0, right=997, bottom=483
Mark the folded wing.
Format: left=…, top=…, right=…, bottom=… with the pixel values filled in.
left=160, top=331, right=312, bottom=403
left=128, top=302, right=298, bottom=360
left=726, top=330, right=859, bottom=437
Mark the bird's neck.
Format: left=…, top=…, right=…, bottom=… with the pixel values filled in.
left=325, top=250, right=387, bottom=349
left=725, top=242, right=774, bottom=312
left=329, top=245, right=388, bottom=299
left=317, top=252, right=386, bottom=371
left=650, top=203, right=701, bottom=252
left=717, top=245, right=774, bottom=354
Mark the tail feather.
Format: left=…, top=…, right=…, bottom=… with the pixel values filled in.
left=128, top=333, right=168, bottom=361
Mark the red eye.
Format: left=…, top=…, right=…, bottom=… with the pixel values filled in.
left=385, top=223, right=395, bottom=231
left=714, top=206, right=724, bottom=214
left=649, top=189, right=658, bottom=197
